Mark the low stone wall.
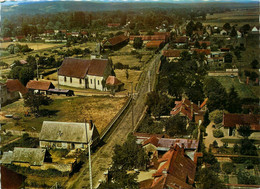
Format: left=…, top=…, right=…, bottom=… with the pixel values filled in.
left=5, top=129, right=39, bottom=138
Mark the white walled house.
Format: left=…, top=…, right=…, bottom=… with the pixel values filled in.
left=58, top=58, right=113, bottom=91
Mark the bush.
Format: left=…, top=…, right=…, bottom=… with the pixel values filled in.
left=114, top=62, right=129, bottom=69
left=209, top=110, right=227, bottom=124
left=213, top=129, right=224, bottom=138
left=213, top=140, right=218, bottom=148
left=222, top=162, right=235, bottom=174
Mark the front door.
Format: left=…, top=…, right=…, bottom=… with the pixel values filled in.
left=85, top=78, right=88, bottom=88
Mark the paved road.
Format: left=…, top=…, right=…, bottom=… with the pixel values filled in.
left=65, top=44, right=168, bottom=189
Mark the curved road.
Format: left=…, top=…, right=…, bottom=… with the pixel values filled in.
left=65, top=44, right=168, bottom=189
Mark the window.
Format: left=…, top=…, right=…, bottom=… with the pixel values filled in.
left=64, top=76, right=66, bottom=82
left=98, top=80, right=100, bottom=85
left=79, top=79, right=82, bottom=84
left=90, top=79, right=92, bottom=84
left=70, top=77, right=72, bottom=83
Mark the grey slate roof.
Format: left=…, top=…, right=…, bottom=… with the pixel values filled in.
left=12, top=147, right=46, bottom=166
left=1, top=151, right=13, bottom=164
left=39, top=121, right=99, bottom=144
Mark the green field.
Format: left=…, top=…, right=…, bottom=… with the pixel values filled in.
left=0, top=50, right=10, bottom=57
left=213, top=76, right=258, bottom=99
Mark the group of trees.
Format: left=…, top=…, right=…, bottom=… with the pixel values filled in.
left=99, top=134, right=148, bottom=189
left=7, top=44, right=33, bottom=54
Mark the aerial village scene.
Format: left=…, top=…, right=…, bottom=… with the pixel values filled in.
left=0, top=0, right=259, bottom=188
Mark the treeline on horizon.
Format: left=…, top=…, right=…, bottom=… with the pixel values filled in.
left=1, top=5, right=232, bottom=38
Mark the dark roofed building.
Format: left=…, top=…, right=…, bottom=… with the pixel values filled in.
left=223, top=113, right=260, bottom=138
left=106, top=76, right=124, bottom=92
left=12, top=147, right=46, bottom=166
left=26, top=80, right=55, bottom=94
left=103, top=35, right=129, bottom=49
left=163, top=49, right=183, bottom=62
left=39, top=121, right=100, bottom=150
left=146, top=41, right=164, bottom=49
left=58, top=58, right=113, bottom=91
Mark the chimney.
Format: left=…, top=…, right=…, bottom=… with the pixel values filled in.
left=88, top=120, right=93, bottom=130
left=246, top=76, right=249, bottom=85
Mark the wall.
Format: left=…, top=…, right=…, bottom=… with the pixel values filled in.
left=208, top=71, right=238, bottom=77
left=58, top=75, right=86, bottom=88
left=87, top=75, right=104, bottom=91
left=0, top=85, right=8, bottom=105
left=40, top=141, right=87, bottom=150
left=7, top=91, right=20, bottom=101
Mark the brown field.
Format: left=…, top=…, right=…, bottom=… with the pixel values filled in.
left=0, top=42, right=64, bottom=50
left=115, top=69, right=142, bottom=92
left=204, top=8, right=259, bottom=27
left=110, top=55, right=142, bottom=68
left=1, top=96, right=128, bottom=133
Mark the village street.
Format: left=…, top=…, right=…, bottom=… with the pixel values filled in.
left=65, top=44, right=168, bottom=189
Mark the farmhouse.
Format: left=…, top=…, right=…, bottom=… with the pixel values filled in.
left=146, top=41, right=164, bottom=49
left=39, top=121, right=100, bottom=150
left=103, top=34, right=129, bottom=49
left=26, top=80, right=55, bottom=94
left=140, top=144, right=196, bottom=189
left=222, top=113, right=260, bottom=138
left=170, top=98, right=206, bottom=125
left=106, top=76, right=124, bottom=92
left=58, top=58, right=113, bottom=91
left=173, top=36, right=188, bottom=47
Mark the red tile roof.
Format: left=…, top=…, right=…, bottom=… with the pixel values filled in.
left=198, top=41, right=211, bottom=46
left=104, top=35, right=129, bottom=46
left=26, top=80, right=54, bottom=91
left=6, top=79, right=28, bottom=95
left=193, top=49, right=211, bottom=55
left=143, top=136, right=159, bottom=147
left=163, top=49, right=182, bottom=57
left=223, top=113, right=260, bottom=131
left=149, top=144, right=196, bottom=189
left=19, top=60, right=28, bottom=65
left=107, top=23, right=120, bottom=27
left=130, top=35, right=167, bottom=42
left=170, top=98, right=199, bottom=120
left=58, top=58, right=108, bottom=78
left=146, top=41, right=164, bottom=48
left=106, top=76, right=123, bottom=86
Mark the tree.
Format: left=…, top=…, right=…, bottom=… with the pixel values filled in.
left=249, top=71, right=258, bottom=81
left=237, top=125, right=252, bottom=138
left=163, top=115, right=187, bottom=136
left=209, top=110, right=227, bottom=124
left=237, top=169, right=259, bottom=185
left=194, top=41, right=200, bottom=48
left=230, top=27, right=237, bottom=37
left=186, top=20, right=195, bottom=37
left=202, top=110, right=210, bottom=127
left=203, top=78, right=227, bottom=111
left=226, top=86, right=242, bottom=113
left=24, top=93, right=53, bottom=114
left=197, top=168, right=227, bottom=189
left=240, top=138, right=257, bottom=156
left=223, top=23, right=231, bottom=31
left=146, top=91, right=172, bottom=119
left=222, top=162, right=235, bottom=174
left=251, top=59, right=259, bottom=69
left=133, top=37, right=143, bottom=49
left=201, top=43, right=208, bottom=49
left=224, top=53, right=233, bottom=63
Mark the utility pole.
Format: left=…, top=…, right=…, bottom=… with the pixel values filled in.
left=148, top=70, right=151, bottom=93
left=131, top=82, right=134, bottom=129
left=85, top=120, right=93, bottom=189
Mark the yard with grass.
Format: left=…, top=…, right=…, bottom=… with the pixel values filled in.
left=115, top=69, right=142, bottom=92
left=0, top=42, right=64, bottom=50
left=110, top=55, right=143, bottom=68
left=212, top=76, right=258, bottom=99
left=1, top=96, right=128, bottom=133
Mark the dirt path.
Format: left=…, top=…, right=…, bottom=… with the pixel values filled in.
left=64, top=45, right=168, bottom=189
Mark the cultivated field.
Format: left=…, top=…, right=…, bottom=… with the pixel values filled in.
left=0, top=42, right=64, bottom=50
left=110, top=55, right=143, bottom=68
left=204, top=8, right=259, bottom=27
left=1, top=96, right=128, bottom=133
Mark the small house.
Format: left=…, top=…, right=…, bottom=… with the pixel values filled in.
left=222, top=113, right=260, bottom=138
left=163, top=49, right=182, bottom=62
left=173, top=36, right=188, bottom=47
left=26, top=80, right=55, bottom=94
left=58, top=58, right=113, bottom=91
left=39, top=120, right=100, bottom=150
left=6, top=79, right=28, bottom=100
left=146, top=41, right=164, bottom=49
left=106, top=76, right=124, bottom=92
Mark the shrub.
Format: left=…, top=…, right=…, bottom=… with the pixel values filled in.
left=212, top=140, right=218, bottom=148
left=244, top=160, right=254, bottom=169
left=209, top=110, right=227, bottom=124
left=213, top=129, right=224, bottom=138
left=222, top=162, right=234, bottom=174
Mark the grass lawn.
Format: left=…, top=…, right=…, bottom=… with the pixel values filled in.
left=115, top=69, right=142, bottom=92
left=212, top=76, right=258, bottom=99
left=221, top=138, right=260, bottom=145
left=0, top=42, right=64, bottom=50
left=1, top=96, right=128, bottom=133
left=0, top=50, right=10, bottom=57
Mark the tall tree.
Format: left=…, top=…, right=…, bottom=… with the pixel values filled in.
left=226, top=86, right=241, bottom=113
left=24, top=93, right=53, bottom=114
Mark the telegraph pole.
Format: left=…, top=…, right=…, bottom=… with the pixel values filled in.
left=85, top=120, right=93, bottom=189
left=131, top=82, right=134, bottom=129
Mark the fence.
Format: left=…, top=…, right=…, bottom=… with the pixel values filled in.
left=100, top=97, right=132, bottom=140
